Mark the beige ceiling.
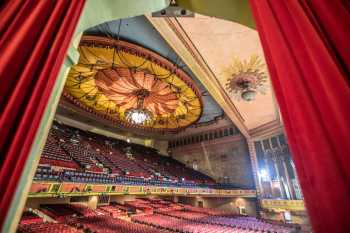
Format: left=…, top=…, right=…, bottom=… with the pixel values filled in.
left=147, top=14, right=281, bottom=137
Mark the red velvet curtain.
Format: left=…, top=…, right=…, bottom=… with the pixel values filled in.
left=249, top=0, right=350, bottom=232
left=0, top=0, right=85, bottom=227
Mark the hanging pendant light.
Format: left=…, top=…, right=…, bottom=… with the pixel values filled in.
left=125, top=89, right=153, bottom=125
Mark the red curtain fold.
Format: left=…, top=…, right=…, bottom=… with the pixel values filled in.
left=0, top=0, right=85, bottom=228
left=249, top=0, right=350, bottom=232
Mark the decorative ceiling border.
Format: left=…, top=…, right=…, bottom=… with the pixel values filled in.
left=57, top=99, right=193, bottom=139
left=248, top=119, right=284, bottom=140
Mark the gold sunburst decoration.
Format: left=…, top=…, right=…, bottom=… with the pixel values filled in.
left=223, top=55, right=268, bottom=101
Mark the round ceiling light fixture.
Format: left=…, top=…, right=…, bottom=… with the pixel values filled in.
left=241, top=89, right=257, bottom=102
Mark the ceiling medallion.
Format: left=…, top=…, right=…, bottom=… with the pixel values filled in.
left=223, top=55, right=268, bottom=102
left=64, top=36, right=202, bottom=133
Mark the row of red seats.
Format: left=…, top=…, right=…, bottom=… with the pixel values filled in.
left=19, top=212, right=43, bottom=225
left=97, top=205, right=128, bottom=217
left=19, top=202, right=296, bottom=233
left=66, top=215, right=171, bottom=233
left=40, top=204, right=81, bottom=221
left=39, top=157, right=79, bottom=169
left=153, top=209, right=293, bottom=233
left=41, top=134, right=74, bottom=162
left=132, top=214, right=241, bottom=233
left=17, top=222, right=83, bottom=233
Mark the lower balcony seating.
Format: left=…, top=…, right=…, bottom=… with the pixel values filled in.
left=40, top=204, right=82, bottom=221
left=183, top=205, right=235, bottom=216
left=124, top=199, right=154, bottom=214
left=132, top=213, right=294, bottom=233
left=17, top=222, right=83, bottom=233
left=132, top=214, right=235, bottom=233
left=66, top=215, right=171, bottom=233
left=18, top=202, right=297, bottom=233
left=157, top=209, right=293, bottom=232
left=19, top=211, right=43, bottom=225
left=97, top=205, right=128, bottom=217
left=69, top=204, right=97, bottom=217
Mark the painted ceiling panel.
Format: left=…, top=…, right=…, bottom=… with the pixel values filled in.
left=176, top=14, right=279, bottom=130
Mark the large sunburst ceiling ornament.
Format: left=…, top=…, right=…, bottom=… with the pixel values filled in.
left=223, top=55, right=268, bottom=102
left=64, top=36, right=202, bottom=133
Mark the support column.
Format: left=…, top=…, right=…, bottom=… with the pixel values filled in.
left=290, top=160, right=303, bottom=199
left=246, top=139, right=262, bottom=217
left=282, top=156, right=296, bottom=200
left=263, top=157, right=273, bottom=198
left=247, top=139, right=262, bottom=197
left=271, top=156, right=286, bottom=199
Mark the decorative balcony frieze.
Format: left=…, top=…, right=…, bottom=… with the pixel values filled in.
left=260, top=199, right=305, bottom=211
left=28, top=181, right=256, bottom=198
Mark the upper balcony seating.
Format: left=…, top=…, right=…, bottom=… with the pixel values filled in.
left=107, top=150, right=150, bottom=178
left=35, top=122, right=251, bottom=189
left=39, top=132, right=80, bottom=169
left=60, top=143, right=103, bottom=173
left=82, top=138, right=122, bottom=174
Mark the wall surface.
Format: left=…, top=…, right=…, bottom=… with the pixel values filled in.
left=172, top=134, right=255, bottom=188
left=178, top=196, right=257, bottom=216
left=25, top=197, right=71, bottom=209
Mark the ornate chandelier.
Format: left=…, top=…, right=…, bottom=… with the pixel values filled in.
left=125, top=108, right=152, bottom=125
left=125, top=89, right=153, bottom=125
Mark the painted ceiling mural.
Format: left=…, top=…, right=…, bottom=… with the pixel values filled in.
left=64, top=36, right=202, bottom=132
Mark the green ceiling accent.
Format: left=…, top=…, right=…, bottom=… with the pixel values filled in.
left=177, top=0, right=255, bottom=29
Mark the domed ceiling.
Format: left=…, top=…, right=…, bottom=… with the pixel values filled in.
left=61, top=15, right=225, bottom=135
left=64, top=36, right=202, bottom=132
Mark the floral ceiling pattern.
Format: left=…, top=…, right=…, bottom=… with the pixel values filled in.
left=64, top=36, right=202, bottom=133
left=95, top=68, right=179, bottom=115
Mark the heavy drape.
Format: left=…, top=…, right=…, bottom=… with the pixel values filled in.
left=0, top=0, right=85, bottom=227
left=249, top=0, right=350, bottom=232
